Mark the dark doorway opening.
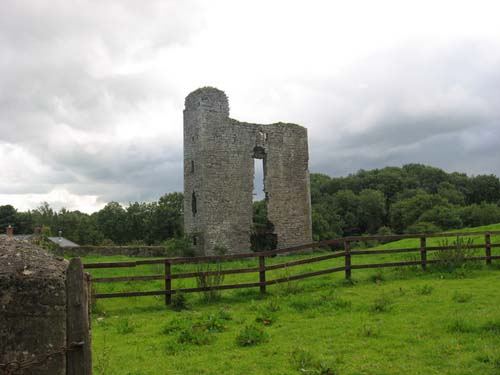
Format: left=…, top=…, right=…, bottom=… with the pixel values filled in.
left=251, top=147, right=277, bottom=251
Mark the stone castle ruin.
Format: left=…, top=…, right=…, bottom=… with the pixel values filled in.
left=184, top=87, right=312, bottom=255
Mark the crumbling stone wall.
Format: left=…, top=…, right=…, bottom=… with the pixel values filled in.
left=0, top=237, right=91, bottom=374
left=53, top=245, right=169, bottom=258
left=184, top=87, right=312, bottom=255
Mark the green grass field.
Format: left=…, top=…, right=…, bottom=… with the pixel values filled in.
left=83, top=224, right=500, bottom=375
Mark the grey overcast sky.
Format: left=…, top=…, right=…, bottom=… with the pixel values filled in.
left=1, top=0, right=500, bottom=212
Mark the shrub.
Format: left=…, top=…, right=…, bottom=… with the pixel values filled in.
left=235, top=325, right=269, bottom=347
left=406, top=221, right=442, bottom=234
left=216, top=307, right=232, bottom=321
left=164, top=235, right=196, bottom=257
left=177, top=326, right=213, bottom=345
left=162, top=317, right=192, bottom=334
left=171, top=293, right=188, bottom=311
left=200, top=312, right=229, bottom=332
left=196, top=262, right=225, bottom=302
left=433, top=237, right=477, bottom=271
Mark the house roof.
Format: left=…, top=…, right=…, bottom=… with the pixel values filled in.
left=47, top=237, right=80, bottom=247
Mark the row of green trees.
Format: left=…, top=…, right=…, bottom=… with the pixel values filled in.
left=1, top=164, right=500, bottom=247
left=0, top=192, right=183, bottom=245
left=311, top=164, right=500, bottom=240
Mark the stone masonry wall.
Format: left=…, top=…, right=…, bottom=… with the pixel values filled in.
left=184, top=87, right=312, bottom=255
left=53, top=246, right=169, bottom=258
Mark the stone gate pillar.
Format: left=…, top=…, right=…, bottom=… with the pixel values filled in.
left=0, top=237, right=91, bottom=374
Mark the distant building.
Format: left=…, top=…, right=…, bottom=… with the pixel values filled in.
left=1, top=225, right=79, bottom=247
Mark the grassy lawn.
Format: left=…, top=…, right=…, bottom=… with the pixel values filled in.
left=82, top=224, right=500, bottom=375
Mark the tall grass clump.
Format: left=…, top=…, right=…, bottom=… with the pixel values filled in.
left=433, top=237, right=477, bottom=271
left=235, top=325, right=269, bottom=347
left=290, top=348, right=340, bottom=374
left=196, top=262, right=225, bottom=302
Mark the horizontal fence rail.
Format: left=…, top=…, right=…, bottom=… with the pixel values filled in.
left=83, top=231, right=500, bottom=303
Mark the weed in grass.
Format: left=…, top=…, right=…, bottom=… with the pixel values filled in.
left=177, top=325, right=214, bottom=345
left=447, top=318, right=478, bottom=333
left=216, top=306, right=232, bottom=321
left=481, top=320, right=500, bottom=334
left=452, top=291, right=473, bottom=303
left=369, top=271, right=385, bottom=284
left=162, top=317, right=192, bottom=334
left=171, top=293, right=188, bottom=311
left=291, top=348, right=340, bottom=375
left=329, top=295, right=352, bottom=310
left=200, top=312, right=230, bottom=332
left=289, top=298, right=311, bottom=313
left=235, top=324, right=269, bottom=347
left=263, top=297, right=281, bottom=312
left=476, top=350, right=500, bottom=369
left=164, top=338, right=187, bottom=355
left=116, top=318, right=136, bottom=334
left=94, top=334, right=113, bottom=375
left=359, top=324, right=380, bottom=338
left=276, top=266, right=303, bottom=295
left=416, top=284, right=434, bottom=295
left=370, top=294, right=393, bottom=313
left=255, top=304, right=278, bottom=326
left=291, top=348, right=315, bottom=370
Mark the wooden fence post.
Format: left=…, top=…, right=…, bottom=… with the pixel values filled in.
left=165, top=260, right=172, bottom=305
left=485, top=232, right=492, bottom=265
left=259, top=256, right=266, bottom=294
left=420, top=236, right=427, bottom=271
left=344, top=240, right=351, bottom=280
left=66, top=257, right=92, bottom=375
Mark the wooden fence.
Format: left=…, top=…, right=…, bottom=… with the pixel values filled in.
left=84, top=231, right=500, bottom=304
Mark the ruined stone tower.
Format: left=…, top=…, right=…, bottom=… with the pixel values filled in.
left=184, top=87, right=312, bottom=255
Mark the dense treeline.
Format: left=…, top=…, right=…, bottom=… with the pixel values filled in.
left=0, top=193, right=183, bottom=246
left=1, top=164, right=500, bottom=247
left=310, top=164, right=500, bottom=240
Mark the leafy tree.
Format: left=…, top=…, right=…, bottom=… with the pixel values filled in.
left=437, top=182, right=465, bottom=205
left=418, top=205, right=463, bottom=230
left=332, top=190, right=361, bottom=235
left=468, top=175, right=500, bottom=204
left=95, top=202, right=129, bottom=245
left=358, top=189, right=386, bottom=234
left=406, top=221, right=442, bottom=234
left=389, top=193, right=447, bottom=233
left=459, top=203, right=500, bottom=228
left=0, top=205, right=18, bottom=232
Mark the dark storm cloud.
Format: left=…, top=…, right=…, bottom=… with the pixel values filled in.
left=1, top=1, right=499, bottom=212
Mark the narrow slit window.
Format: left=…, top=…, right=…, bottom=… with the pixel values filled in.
left=191, top=160, right=195, bottom=173
left=192, top=191, right=197, bottom=215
